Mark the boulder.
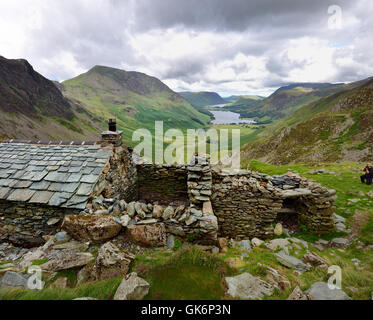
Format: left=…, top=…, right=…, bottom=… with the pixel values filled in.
left=202, top=201, right=214, bottom=216
left=152, top=205, right=164, bottom=219
left=40, top=253, right=93, bottom=272
left=274, top=251, right=310, bottom=272
left=287, top=286, right=313, bottom=300
left=251, top=238, right=264, bottom=248
left=127, top=202, right=136, bottom=217
left=135, top=202, right=146, bottom=218
left=167, top=235, right=175, bottom=249
left=62, top=214, right=122, bottom=243
left=329, top=238, right=350, bottom=248
left=126, top=223, right=167, bottom=248
left=114, top=272, right=150, bottom=300
left=19, top=249, right=45, bottom=268
left=266, top=239, right=291, bottom=253
left=120, top=215, right=131, bottom=227
left=217, top=238, right=228, bottom=250
left=225, top=273, right=274, bottom=300
left=53, top=240, right=89, bottom=252
left=303, top=251, right=328, bottom=266
left=90, top=241, right=135, bottom=280
left=0, top=271, right=30, bottom=289
left=274, top=223, right=284, bottom=236
left=306, top=282, right=352, bottom=300
left=199, top=216, right=218, bottom=231
left=162, top=206, right=175, bottom=221
left=55, top=232, right=71, bottom=243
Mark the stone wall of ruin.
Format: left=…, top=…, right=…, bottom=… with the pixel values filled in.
left=94, top=145, right=138, bottom=203
left=136, top=164, right=188, bottom=206
left=133, top=158, right=336, bottom=241
left=0, top=200, right=79, bottom=247
left=211, top=170, right=336, bottom=239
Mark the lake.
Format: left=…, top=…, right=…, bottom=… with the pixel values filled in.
left=207, top=104, right=256, bottom=125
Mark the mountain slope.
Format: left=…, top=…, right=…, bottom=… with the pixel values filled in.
left=61, top=66, right=210, bottom=146
left=0, top=56, right=103, bottom=141
left=229, top=82, right=363, bottom=123
left=179, top=91, right=227, bottom=107
left=242, top=78, right=373, bottom=164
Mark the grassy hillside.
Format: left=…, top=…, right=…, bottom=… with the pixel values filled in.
left=0, top=56, right=103, bottom=141
left=179, top=91, right=226, bottom=108
left=242, top=78, right=373, bottom=164
left=61, top=66, right=210, bottom=146
left=228, top=82, right=369, bottom=124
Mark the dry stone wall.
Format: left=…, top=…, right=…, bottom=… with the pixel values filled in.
left=212, top=170, right=336, bottom=239
left=0, top=200, right=79, bottom=247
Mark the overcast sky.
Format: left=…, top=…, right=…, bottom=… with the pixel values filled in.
left=0, top=0, right=372, bottom=96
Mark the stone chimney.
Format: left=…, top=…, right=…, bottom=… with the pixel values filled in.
left=101, top=119, right=123, bottom=147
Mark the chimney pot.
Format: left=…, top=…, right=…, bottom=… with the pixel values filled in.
left=101, top=119, right=122, bottom=147
left=108, top=119, right=117, bottom=132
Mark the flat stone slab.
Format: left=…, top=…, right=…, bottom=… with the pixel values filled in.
left=306, top=282, right=352, bottom=300
left=275, top=251, right=310, bottom=272
left=280, top=188, right=312, bottom=198
left=225, top=273, right=274, bottom=300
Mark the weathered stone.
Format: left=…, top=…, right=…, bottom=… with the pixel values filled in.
left=303, top=251, right=328, bottom=266
left=127, top=202, right=136, bottom=217
left=329, top=238, right=350, bottom=248
left=40, top=253, right=93, bottom=272
left=287, top=286, right=313, bottom=300
left=19, top=249, right=45, bottom=268
left=47, top=217, right=61, bottom=226
left=53, top=240, right=89, bottom=252
left=91, top=241, right=135, bottom=280
left=162, top=206, right=175, bottom=221
left=217, top=238, right=228, bottom=250
left=0, top=271, right=30, bottom=289
left=62, top=214, right=122, bottom=243
left=274, top=223, right=284, bottom=236
left=251, top=238, right=264, bottom=248
left=202, top=201, right=214, bottom=216
left=199, top=216, right=218, bottom=231
left=126, top=223, right=166, bottom=248
left=306, top=282, right=352, bottom=300
left=114, top=272, right=150, bottom=300
left=55, top=232, right=71, bottom=243
left=225, top=273, right=274, bottom=300
left=152, top=205, right=164, bottom=219
left=275, top=251, right=310, bottom=272
left=167, top=235, right=175, bottom=249
left=120, top=215, right=131, bottom=227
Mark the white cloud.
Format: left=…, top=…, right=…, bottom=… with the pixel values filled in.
left=0, top=0, right=372, bottom=95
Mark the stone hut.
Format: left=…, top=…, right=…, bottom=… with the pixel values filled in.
left=0, top=123, right=337, bottom=248
left=0, top=128, right=136, bottom=247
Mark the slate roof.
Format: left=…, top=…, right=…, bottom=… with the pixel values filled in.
left=0, top=142, right=113, bottom=210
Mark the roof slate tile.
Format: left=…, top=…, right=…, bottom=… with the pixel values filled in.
left=0, top=143, right=112, bottom=209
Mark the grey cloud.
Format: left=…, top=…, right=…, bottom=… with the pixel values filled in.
left=0, top=0, right=372, bottom=95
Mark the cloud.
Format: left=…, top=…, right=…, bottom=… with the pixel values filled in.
left=0, top=0, right=372, bottom=95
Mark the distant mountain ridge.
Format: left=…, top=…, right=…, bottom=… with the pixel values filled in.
left=61, top=66, right=210, bottom=145
left=0, top=56, right=102, bottom=141
left=178, top=91, right=227, bottom=107
left=242, top=77, right=373, bottom=164
left=229, top=82, right=365, bottom=123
